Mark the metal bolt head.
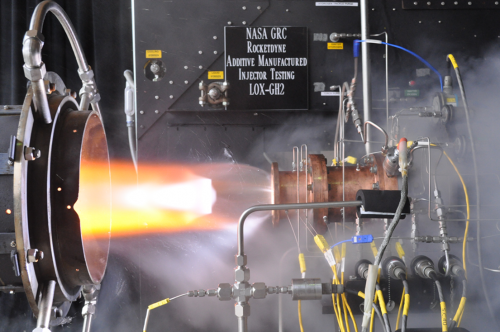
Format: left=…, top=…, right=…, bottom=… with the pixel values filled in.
left=139, top=110, right=144, bottom=114
left=169, top=95, right=174, bottom=99
left=3, top=105, right=9, bottom=110
left=27, top=248, right=43, bottom=263
left=213, top=36, right=218, bottom=40
left=155, top=95, right=159, bottom=99
left=235, top=255, right=247, bottom=266
left=235, top=266, right=250, bottom=282
left=427, top=1, right=431, bottom=4
left=441, top=1, right=445, bottom=4
left=198, top=50, right=203, bottom=54
left=257, top=6, right=262, bottom=10
left=235, top=302, right=250, bottom=317
left=242, top=6, right=246, bottom=10
left=169, top=80, right=174, bottom=84
left=222, top=101, right=229, bottom=106
left=184, top=80, right=189, bottom=84
left=242, top=21, right=247, bottom=25
left=10, top=241, right=16, bottom=248
left=214, top=50, right=218, bottom=55
left=199, top=65, right=203, bottom=69
left=217, top=283, right=233, bottom=301
left=414, top=1, right=418, bottom=4
left=227, top=21, right=232, bottom=25
left=468, top=1, right=471, bottom=4
left=286, top=8, right=289, bottom=12
left=252, top=282, right=267, bottom=299
left=155, top=110, right=159, bottom=114
left=184, top=66, right=188, bottom=69
left=24, top=147, right=40, bottom=161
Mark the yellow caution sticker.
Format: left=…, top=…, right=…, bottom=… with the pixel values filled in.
left=327, top=42, right=344, bottom=50
left=146, top=50, right=162, bottom=58
left=446, top=97, right=456, bottom=104
left=208, top=71, right=224, bottom=80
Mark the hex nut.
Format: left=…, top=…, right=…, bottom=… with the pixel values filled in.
left=234, top=302, right=250, bottom=317
left=78, top=69, right=95, bottom=82
left=267, top=286, right=277, bottom=294
left=23, top=29, right=44, bottom=43
left=217, top=283, right=233, bottom=301
left=198, top=289, right=206, bottom=297
left=82, top=303, right=96, bottom=316
left=235, top=266, right=250, bottom=282
left=252, top=282, right=267, bottom=299
left=207, top=289, right=217, bottom=297
left=23, top=62, right=47, bottom=82
left=235, top=254, right=247, bottom=266
left=27, top=249, right=39, bottom=263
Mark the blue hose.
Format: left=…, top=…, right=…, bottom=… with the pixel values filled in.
left=354, top=39, right=443, bottom=91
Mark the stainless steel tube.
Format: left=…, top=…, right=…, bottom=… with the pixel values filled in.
left=360, top=0, right=372, bottom=154
left=237, top=201, right=362, bottom=256
left=29, top=1, right=89, bottom=73
left=82, top=313, right=93, bottom=332
left=237, top=316, right=248, bottom=332
left=36, top=280, right=56, bottom=329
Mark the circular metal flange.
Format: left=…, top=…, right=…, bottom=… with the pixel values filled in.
left=14, top=86, right=110, bottom=315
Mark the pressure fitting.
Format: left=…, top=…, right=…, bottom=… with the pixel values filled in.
left=438, top=254, right=464, bottom=278
left=382, top=256, right=406, bottom=280
left=355, top=259, right=372, bottom=279
left=411, top=255, right=436, bottom=279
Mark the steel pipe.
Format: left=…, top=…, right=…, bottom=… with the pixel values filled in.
left=360, top=0, right=372, bottom=154
left=237, top=201, right=362, bottom=256
left=35, top=280, right=56, bottom=329
left=29, top=1, right=89, bottom=73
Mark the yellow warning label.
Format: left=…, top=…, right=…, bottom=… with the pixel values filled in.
left=208, top=71, right=224, bottom=80
left=446, top=97, right=456, bottom=103
left=146, top=50, right=162, bottom=58
left=327, top=42, right=344, bottom=50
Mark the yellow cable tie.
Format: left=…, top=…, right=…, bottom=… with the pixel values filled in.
left=440, top=301, right=448, bottom=332
left=370, top=242, right=378, bottom=259
left=377, top=290, right=388, bottom=315
left=334, top=246, right=341, bottom=264
left=448, top=54, right=459, bottom=69
left=314, top=234, right=329, bottom=253
left=299, top=253, right=307, bottom=274
left=148, top=298, right=170, bottom=310
left=403, top=294, right=410, bottom=316
left=395, top=242, right=405, bottom=260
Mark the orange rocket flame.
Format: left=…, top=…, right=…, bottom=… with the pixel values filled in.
left=74, top=161, right=271, bottom=238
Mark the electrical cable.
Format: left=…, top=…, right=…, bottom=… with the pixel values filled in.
left=375, top=284, right=392, bottom=332
left=446, top=54, right=497, bottom=328
left=401, top=279, right=410, bottom=332
left=429, top=272, right=447, bottom=332
left=143, top=293, right=189, bottom=332
left=449, top=280, right=467, bottom=331
left=395, top=288, right=404, bottom=331
left=354, top=40, right=443, bottom=91
left=298, top=300, right=305, bottom=332
left=431, top=145, right=470, bottom=279
left=351, top=290, right=387, bottom=332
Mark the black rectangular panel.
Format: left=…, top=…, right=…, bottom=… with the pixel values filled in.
left=225, top=26, right=308, bottom=110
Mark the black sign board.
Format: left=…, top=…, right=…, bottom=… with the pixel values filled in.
left=224, top=27, right=308, bottom=110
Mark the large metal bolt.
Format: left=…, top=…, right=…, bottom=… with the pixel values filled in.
left=27, top=248, right=43, bottom=263
left=24, top=147, right=41, bottom=161
left=370, top=165, right=377, bottom=174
